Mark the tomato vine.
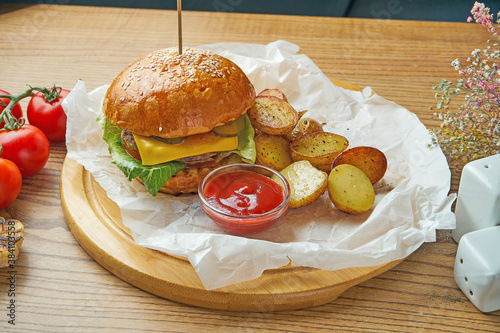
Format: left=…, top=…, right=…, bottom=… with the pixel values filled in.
left=0, top=85, right=62, bottom=132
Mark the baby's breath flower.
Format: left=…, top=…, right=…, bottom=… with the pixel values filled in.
left=452, top=58, right=462, bottom=70
left=431, top=2, right=500, bottom=169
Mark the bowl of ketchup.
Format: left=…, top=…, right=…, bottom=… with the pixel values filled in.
left=198, top=164, right=290, bottom=236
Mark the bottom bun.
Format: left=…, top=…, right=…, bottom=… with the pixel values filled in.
left=137, top=154, right=244, bottom=195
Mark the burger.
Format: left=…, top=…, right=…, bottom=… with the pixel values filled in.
left=98, top=47, right=257, bottom=195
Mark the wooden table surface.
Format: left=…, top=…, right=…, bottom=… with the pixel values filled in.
left=1, top=4, right=499, bottom=332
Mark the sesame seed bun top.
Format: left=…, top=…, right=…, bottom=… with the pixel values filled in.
left=102, top=47, right=256, bottom=138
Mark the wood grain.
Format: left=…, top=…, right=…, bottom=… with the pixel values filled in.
left=1, top=4, right=499, bottom=332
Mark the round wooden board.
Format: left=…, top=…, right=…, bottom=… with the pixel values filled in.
left=59, top=79, right=402, bottom=311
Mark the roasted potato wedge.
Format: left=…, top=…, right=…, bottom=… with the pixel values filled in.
left=297, top=110, right=308, bottom=119
left=332, top=146, right=387, bottom=184
left=328, top=164, right=375, bottom=214
left=290, top=132, right=349, bottom=172
left=273, top=160, right=328, bottom=208
left=254, top=132, right=293, bottom=171
left=285, top=117, right=324, bottom=142
left=258, top=88, right=288, bottom=102
left=247, top=96, right=299, bottom=135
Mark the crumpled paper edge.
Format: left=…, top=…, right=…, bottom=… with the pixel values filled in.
left=63, top=40, right=456, bottom=290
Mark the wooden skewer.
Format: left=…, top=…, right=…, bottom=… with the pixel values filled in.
left=177, top=0, right=182, bottom=55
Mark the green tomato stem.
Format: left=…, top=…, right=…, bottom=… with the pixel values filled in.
left=0, top=88, right=32, bottom=131
left=37, top=84, right=62, bottom=103
left=0, top=85, right=62, bottom=131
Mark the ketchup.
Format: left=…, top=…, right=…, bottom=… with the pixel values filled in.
left=203, top=170, right=284, bottom=216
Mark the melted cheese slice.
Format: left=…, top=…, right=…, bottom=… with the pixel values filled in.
left=133, top=132, right=238, bottom=166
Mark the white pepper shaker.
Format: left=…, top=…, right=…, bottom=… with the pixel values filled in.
left=452, top=153, right=500, bottom=242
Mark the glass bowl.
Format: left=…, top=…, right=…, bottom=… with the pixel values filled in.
left=198, top=163, right=290, bottom=236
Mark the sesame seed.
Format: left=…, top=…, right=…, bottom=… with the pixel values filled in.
left=122, top=48, right=240, bottom=94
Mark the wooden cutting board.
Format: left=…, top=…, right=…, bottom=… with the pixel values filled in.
left=60, top=79, right=402, bottom=311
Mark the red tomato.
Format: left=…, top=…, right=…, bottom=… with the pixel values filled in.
left=0, top=89, right=23, bottom=129
left=27, top=88, right=69, bottom=142
left=0, top=158, right=22, bottom=209
left=0, top=124, right=50, bottom=178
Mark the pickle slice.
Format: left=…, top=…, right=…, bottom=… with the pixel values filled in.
left=152, top=136, right=186, bottom=145
left=213, top=115, right=247, bottom=137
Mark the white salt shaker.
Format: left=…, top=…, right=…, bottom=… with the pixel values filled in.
left=454, top=225, right=500, bottom=312
left=452, top=153, right=500, bottom=242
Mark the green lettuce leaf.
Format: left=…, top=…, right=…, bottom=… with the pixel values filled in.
left=220, top=114, right=256, bottom=163
left=97, top=113, right=256, bottom=196
left=97, top=113, right=187, bottom=196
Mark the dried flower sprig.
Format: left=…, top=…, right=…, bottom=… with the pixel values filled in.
left=431, top=2, right=500, bottom=166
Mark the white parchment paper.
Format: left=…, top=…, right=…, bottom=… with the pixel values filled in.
left=63, top=41, right=456, bottom=290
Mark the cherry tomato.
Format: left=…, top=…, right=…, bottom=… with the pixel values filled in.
left=0, top=89, right=23, bottom=129
left=0, top=158, right=22, bottom=209
left=0, top=124, right=50, bottom=178
left=27, top=88, right=69, bottom=142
